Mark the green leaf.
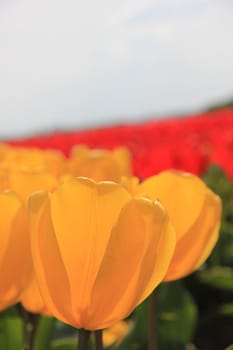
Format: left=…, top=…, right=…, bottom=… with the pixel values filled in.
left=157, top=281, right=197, bottom=349
left=115, top=302, right=147, bottom=350
left=202, top=165, right=232, bottom=197
left=197, top=267, right=233, bottom=291
left=33, top=316, right=55, bottom=350
left=0, top=307, right=24, bottom=350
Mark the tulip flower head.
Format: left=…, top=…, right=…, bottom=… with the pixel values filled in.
left=29, top=177, right=175, bottom=330
left=140, top=170, right=222, bottom=281
left=66, top=146, right=132, bottom=182
left=0, top=145, right=65, bottom=176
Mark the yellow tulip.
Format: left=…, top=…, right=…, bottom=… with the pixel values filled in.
left=29, top=177, right=175, bottom=330
left=66, top=146, right=132, bottom=182
left=7, top=169, right=57, bottom=202
left=0, top=168, right=8, bottom=191
left=7, top=169, right=58, bottom=313
left=0, top=145, right=65, bottom=176
left=0, top=191, right=30, bottom=310
left=0, top=143, right=10, bottom=162
left=0, top=167, right=56, bottom=313
left=120, top=176, right=140, bottom=196
left=0, top=167, right=57, bottom=314
left=140, top=170, right=222, bottom=281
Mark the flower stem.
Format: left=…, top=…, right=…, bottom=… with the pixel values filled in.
left=148, top=289, right=157, bottom=350
left=78, top=329, right=91, bottom=350
left=27, top=313, right=40, bottom=350
left=94, top=330, right=104, bottom=350
left=17, top=307, right=39, bottom=350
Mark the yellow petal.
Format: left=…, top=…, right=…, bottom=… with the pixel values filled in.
left=0, top=143, right=10, bottom=161
left=0, top=191, right=29, bottom=310
left=50, top=178, right=132, bottom=325
left=165, top=189, right=221, bottom=281
left=120, top=176, right=140, bottom=196
left=9, top=169, right=57, bottom=202
left=29, top=191, right=75, bottom=325
left=1, top=146, right=64, bottom=175
left=141, top=170, right=207, bottom=240
left=112, top=147, right=132, bottom=178
left=67, top=146, right=132, bottom=182
left=0, top=168, right=9, bottom=191
left=20, top=275, right=49, bottom=314
left=87, top=198, right=175, bottom=329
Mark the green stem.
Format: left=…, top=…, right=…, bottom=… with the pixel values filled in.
left=32, top=316, right=55, bottom=350
left=148, top=289, right=157, bottom=350
left=16, top=304, right=29, bottom=350
left=78, top=329, right=91, bottom=350
left=17, top=308, right=39, bottom=350
left=27, top=314, right=40, bottom=350
left=94, top=330, right=104, bottom=350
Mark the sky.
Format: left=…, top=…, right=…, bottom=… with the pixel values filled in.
left=0, top=0, right=233, bottom=137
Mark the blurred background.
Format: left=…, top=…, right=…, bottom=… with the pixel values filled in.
left=1, top=0, right=233, bottom=137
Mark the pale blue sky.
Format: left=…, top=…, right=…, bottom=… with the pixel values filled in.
left=0, top=0, right=233, bottom=136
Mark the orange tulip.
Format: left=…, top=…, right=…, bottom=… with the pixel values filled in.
left=7, top=169, right=57, bottom=203
left=0, top=167, right=57, bottom=314
left=0, top=191, right=30, bottom=310
left=0, top=168, right=8, bottom=191
left=0, top=145, right=65, bottom=176
left=7, top=170, right=58, bottom=314
left=66, top=146, right=132, bottom=182
left=140, top=170, right=222, bottom=281
left=29, top=177, right=175, bottom=330
left=0, top=168, right=56, bottom=313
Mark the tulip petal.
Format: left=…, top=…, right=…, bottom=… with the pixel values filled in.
left=50, top=178, right=132, bottom=322
left=0, top=191, right=29, bottom=310
left=20, top=275, right=47, bottom=314
left=9, top=170, right=57, bottom=202
left=141, top=170, right=207, bottom=239
left=87, top=198, right=175, bottom=329
left=112, top=147, right=132, bottom=178
left=120, top=176, right=140, bottom=196
left=68, top=146, right=132, bottom=182
left=164, top=189, right=221, bottom=281
left=29, top=191, right=75, bottom=325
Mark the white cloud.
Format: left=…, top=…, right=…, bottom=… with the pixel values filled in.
left=0, top=0, right=233, bottom=136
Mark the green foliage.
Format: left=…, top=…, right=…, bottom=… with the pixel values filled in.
left=185, top=165, right=233, bottom=349
left=113, top=303, right=147, bottom=350
left=197, top=267, right=233, bottom=291
left=157, top=282, right=197, bottom=350
left=0, top=307, right=24, bottom=350
left=33, top=316, right=55, bottom=350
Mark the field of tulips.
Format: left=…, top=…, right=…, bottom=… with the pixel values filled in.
left=0, top=108, right=233, bottom=350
